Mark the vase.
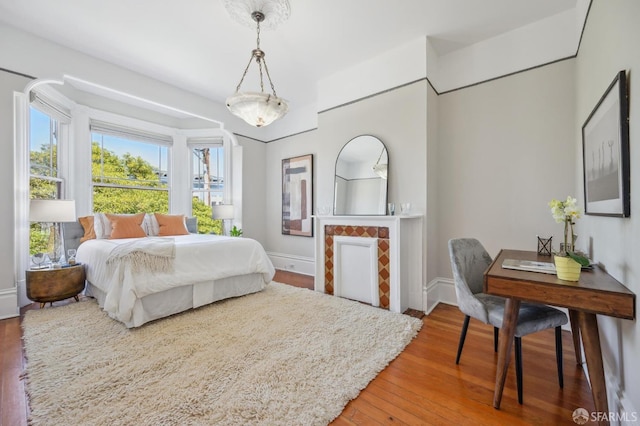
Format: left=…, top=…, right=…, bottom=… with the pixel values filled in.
left=554, top=255, right=581, bottom=281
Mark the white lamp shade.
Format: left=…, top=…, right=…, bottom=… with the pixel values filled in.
left=226, top=92, right=288, bottom=127
left=29, top=199, right=77, bottom=222
left=212, top=204, right=235, bottom=220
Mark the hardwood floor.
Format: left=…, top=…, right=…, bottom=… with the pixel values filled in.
left=1, top=271, right=593, bottom=425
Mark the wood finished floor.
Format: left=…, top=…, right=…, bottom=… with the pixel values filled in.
left=0, top=271, right=594, bottom=425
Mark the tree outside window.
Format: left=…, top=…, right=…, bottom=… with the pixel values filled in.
left=91, top=132, right=169, bottom=214
left=192, top=146, right=223, bottom=235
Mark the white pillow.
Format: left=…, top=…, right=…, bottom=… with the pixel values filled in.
left=93, top=213, right=110, bottom=239
left=145, top=213, right=160, bottom=236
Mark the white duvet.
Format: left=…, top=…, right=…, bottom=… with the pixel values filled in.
left=76, top=234, right=275, bottom=323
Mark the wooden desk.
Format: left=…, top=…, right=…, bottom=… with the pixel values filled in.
left=484, top=249, right=635, bottom=424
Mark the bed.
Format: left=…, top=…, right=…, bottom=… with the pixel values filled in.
left=63, top=219, right=275, bottom=328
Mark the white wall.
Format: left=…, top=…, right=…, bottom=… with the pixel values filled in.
left=436, top=59, right=576, bottom=275
left=575, top=0, right=640, bottom=415
left=265, top=81, right=428, bottom=305
left=433, top=9, right=579, bottom=93
left=264, top=129, right=321, bottom=266
left=236, top=135, right=266, bottom=243
left=0, top=71, right=31, bottom=317
left=425, top=84, right=439, bottom=283
left=318, top=37, right=427, bottom=112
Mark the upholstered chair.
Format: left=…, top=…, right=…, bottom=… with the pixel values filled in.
left=448, top=238, right=568, bottom=404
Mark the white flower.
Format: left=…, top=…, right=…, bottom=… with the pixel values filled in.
left=549, top=196, right=582, bottom=223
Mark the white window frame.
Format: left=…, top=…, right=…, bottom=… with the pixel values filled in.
left=188, top=137, right=228, bottom=206
left=90, top=125, right=171, bottom=196
left=29, top=91, right=72, bottom=200
left=86, top=110, right=176, bottom=213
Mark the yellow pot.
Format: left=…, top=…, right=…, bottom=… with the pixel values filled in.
left=554, top=255, right=581, bottom=281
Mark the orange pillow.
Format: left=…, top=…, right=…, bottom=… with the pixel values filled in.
left=154, top=213, right=189, bottom=236
left=78, top=215, right=96, bottom=243
left=106, top=213, right=147, bottom=239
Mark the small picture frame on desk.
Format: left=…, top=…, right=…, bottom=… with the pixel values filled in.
left=537, top=236, right=552, bottom=256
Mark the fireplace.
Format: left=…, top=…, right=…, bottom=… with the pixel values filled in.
left=314, top=215, right=423, bottom=313
left=323, top=225, right=391, bottom=309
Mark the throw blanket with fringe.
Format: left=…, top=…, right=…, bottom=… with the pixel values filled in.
left=106, top=237, right=175, bottom=274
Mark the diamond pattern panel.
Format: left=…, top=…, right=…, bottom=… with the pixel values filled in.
left=323, top=225, right=390, bottom=310
left=378, top=232, right=390, bottom=309
left=324, top=235, right=334, bottom=295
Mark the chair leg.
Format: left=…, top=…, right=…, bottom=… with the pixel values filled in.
left=555, top=326, right=564, bottom=388
left=494, top=327, right=499, bottom=352
left=514, top=336, right=523, bottom=404
left=456, top=315, right=471, bottom=365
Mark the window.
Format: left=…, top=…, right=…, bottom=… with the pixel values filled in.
left=91, top=122, right=170, bottom=214
left=190, top=141, right=225, bottom=234
left=29, top=106, right=62, bottom=254
left=30, top=107, right=61, bottom=198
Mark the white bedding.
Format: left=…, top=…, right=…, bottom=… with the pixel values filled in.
left=76, top=234, right=275, bottom=324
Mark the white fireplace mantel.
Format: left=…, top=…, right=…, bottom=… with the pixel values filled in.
left=314, top=214, right=423, bottom=313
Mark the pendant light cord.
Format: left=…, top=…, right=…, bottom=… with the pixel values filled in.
left=233, top=11, right=280, bottom=98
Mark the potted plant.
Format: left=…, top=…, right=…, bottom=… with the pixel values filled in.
left=229, top=225, right=243, bottom=237
left=548, top=196, right=590, bottom=281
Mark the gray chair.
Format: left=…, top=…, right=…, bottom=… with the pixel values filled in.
left=448, top=238, right=568, bottom=404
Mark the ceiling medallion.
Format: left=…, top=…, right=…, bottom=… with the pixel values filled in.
left=222, top=0, right=290, bottom=30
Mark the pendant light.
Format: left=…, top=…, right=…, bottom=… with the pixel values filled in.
left=224, top=1, right=289, bottom=127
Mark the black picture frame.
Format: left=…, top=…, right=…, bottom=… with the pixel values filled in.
left=582, top=70, right=630, bottom=217
left=282, top=154, right=314, bottom=237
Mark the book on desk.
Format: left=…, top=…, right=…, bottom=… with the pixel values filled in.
left=501, top=258, right=556, bottom=274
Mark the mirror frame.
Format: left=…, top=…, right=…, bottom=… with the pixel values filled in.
left=333, top=134, right=389, bottom=216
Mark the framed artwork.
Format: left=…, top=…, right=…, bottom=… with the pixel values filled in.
left=282, top=154, right=313, bottom=237
left=582, top=70, right=630, bottom=217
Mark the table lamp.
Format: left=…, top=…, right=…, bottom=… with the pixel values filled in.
left=211, top=203, right=234, bottom=236
left=29, top=199, right=76, bottom=266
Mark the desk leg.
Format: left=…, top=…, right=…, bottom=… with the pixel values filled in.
left=568, top=309, right=583, bottom=365
left=578, top=311, right=609, bottom=426
left=493, top=298, right=520, bottom=409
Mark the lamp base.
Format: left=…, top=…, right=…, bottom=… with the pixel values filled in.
left=48, top=223, right=64, bottom=264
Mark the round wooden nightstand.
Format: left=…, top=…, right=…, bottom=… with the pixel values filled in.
left=26, top=264, right=86, bottom=308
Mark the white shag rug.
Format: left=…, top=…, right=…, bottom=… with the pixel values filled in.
left=22, top=282, right=422, bottom=425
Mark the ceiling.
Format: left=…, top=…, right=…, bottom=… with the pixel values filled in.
left=0, top=0, right=578, bottom=112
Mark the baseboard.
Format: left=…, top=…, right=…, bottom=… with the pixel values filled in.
left=423, top=277, right=457, bottom=315
left=590, top=355, right=640, bottom=424
left=616, top=391, right=639, bottom=424
left=267, top=252, right=315, bottom=276
left=0, top=286, right=19, bottom=320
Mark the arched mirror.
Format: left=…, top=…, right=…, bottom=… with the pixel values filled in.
left=334, top=135, right=388, bottom=215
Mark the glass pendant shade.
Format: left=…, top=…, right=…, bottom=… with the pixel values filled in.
left=226, top=91, right=288, bottom=127
left=372, top=147, right=388, bottom=179
left=373, top=163, right=388, bottom=179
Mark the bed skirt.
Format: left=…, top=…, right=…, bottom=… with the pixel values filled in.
left=85, top=273, right=266, bottom=328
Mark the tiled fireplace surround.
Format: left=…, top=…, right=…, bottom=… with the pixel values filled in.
left=323, top=225, right=391, bottom=309
left=315, top=215, right=423, bottom=314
